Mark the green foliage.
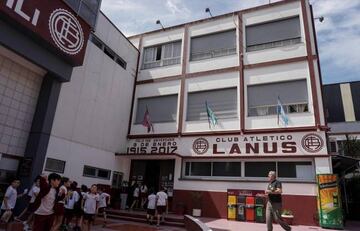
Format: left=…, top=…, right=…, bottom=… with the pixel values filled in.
left=282, top=209, right=293, bottom=216
left=343, top=135, right=360, bottom=157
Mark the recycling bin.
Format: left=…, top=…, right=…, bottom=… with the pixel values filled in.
left=227, top=194, right=237, bottom=220
left=245, top=196, right=255, bottom=221
left=237, top=195, right=246, bottom=221
left=255, top=196, right=266, bottom=223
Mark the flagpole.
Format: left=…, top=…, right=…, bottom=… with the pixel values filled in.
left=277, top=97, right=279, bottom=126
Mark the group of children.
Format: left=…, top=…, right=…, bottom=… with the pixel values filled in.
left=0, top=174, right=111, bottom=231
left=129, top=182, right=168, bottom=227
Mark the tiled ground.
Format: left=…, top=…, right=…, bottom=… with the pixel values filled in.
left=2, top=217, right=359, bottom=230
left=200, top=218, right=360, bottom=231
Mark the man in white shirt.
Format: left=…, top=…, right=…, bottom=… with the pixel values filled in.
left=98, top=188, right=111, bottom=227
left=156, top=187, right=168, bottom=227
left=1, top=178, right=27, bottom=223
left=33, top=173, right=61, bottom=231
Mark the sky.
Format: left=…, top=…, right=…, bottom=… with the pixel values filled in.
left=101, top=0, right=360, bottom=84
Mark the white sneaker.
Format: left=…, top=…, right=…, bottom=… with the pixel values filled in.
left=23, top=222, right=29, bottom=231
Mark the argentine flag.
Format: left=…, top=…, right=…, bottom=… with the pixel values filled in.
left=206, top=101, right=218, bottom=128
left=277, top=97, right=289, bottom=126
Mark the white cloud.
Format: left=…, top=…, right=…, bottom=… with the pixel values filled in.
left=311, top=0, right=360, bottom=83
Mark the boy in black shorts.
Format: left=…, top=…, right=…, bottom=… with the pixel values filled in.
left=146, top=189, right=156, bottom=225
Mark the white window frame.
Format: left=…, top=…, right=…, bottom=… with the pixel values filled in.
left=142, top=41, right=182, bottom=69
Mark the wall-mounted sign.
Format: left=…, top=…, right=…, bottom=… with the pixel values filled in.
left=123, top=131, right=328, bottom=157
left=0, top=0, right=91, bottom=66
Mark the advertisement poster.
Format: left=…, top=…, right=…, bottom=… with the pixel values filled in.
left=317, top=174, right=344, bottom=229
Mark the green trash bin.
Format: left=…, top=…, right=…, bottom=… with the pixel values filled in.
left=255, top=196, right=265, bottom=223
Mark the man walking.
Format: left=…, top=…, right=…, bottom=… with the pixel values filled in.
left=265, top=171, right=291, bottom=231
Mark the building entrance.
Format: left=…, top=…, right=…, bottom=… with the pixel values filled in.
left=130, top=159, right=175, bottom=193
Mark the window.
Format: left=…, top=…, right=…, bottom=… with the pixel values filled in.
left=247, top=80, right=308, bottom=117
left=190, top=30, right=236, bottom=61
left=90, top=34, right=127, bottom=69
left=245, top=162, right=276, bottom=177
left=104, top=47, right=115, bottom=60
left=184, top=161, right=241, bottom=177
left=112, top=171, right=123, bottom=189
left=184, top=160, right=314, bottom=181
left=90, top=34, right=103, bottom=50
left=45, top=158, right=66, bottom=173
left=277, top=162, right=313, bottom=179
left=186, top=162, right=211, bottom=176
left=135, top=94, right=178, bottom=124
left=212, top=162, right=241, bottom=177
left=329, top=141, right=337, bottom=153
left=337, top=140, right=346, bottom=155
left=63, top=0, right=101, bottom=27
left=142, top=41, right=182, bottom=69
left=187, top=88, right=238, bottom=121
left=83, top=166, right=111, bottom=180
left=246, top=16, right=301, bottom=52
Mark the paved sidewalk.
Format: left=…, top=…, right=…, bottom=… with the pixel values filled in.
left=200, top=218, right=360, bottom=231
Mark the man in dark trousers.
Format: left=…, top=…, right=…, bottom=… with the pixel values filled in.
left=265, top=171, right=291, bottom=231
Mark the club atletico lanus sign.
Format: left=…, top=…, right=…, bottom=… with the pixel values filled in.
left=0, top=0, right=91, bottom=66
left=124, top=132, right=328, bottom=157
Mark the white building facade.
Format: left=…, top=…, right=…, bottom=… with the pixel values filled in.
left=119, top=0, right=330, bottom=225
left=42, top=12, right=139, bottom=187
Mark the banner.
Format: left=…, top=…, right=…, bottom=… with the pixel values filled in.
left=123, top=131, right=328, bottom=157
left=317, top=174, right=344, bottom=229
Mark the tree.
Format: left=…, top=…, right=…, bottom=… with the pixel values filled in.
left=343, top=135, right=360, bottom=158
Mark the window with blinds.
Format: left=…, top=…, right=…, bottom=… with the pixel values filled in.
left=45, top=158, right=66, bottom=173
left=187, top=88, right=238, bottom=121
left=247, top=79, right=309, bottom=116
left=246, top=16, right=301, bottom=52
left=135, top=95, right=178, bottom=124
left=190, top=29, right=237, bottom=61
left=142, top=41, right=182, bottom=69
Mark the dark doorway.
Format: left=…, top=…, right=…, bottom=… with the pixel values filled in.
left=145, top=160, right=160, bottom=191
left=130, top=159, right=175, bottom=192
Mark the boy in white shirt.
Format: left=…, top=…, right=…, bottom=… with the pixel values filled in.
left=156, top=187, right=168, bottom=227
left=140, top=183, right=148, bottom=208
left=146, top=189, right=156, bottom=225
left=63, top=181, right=79, bottom=228
left=1, top=178, right=27, bottom=223
left=21, top=176, right=41, bottom=230
left=33, top=173, right=61, bottom=231
left=82, top=184, right=99, bottom=231
left=98, top=188, right=111, bottom=227
left=130, top=183, right=140, bottom=210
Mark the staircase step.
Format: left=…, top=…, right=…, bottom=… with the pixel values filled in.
left=107, top=210, right=184, bottom=223
left=107, top=214, right=185, bottom=228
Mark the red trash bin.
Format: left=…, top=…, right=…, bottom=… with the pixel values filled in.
left=245, top=196, right=255, bottom=221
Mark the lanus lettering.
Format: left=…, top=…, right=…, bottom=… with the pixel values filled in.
left=5, top=0, right=40, bottom=26
left=213, top=142, right=297, bottom=154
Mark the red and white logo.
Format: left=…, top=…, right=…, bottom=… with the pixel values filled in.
left=192, top=138, right=209, bottom=155
left=48, top=9, right=84, bottom=55
left=301, top=133, right=324, bottom=153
